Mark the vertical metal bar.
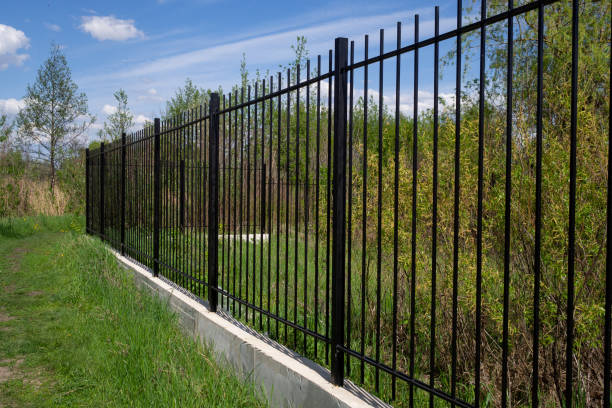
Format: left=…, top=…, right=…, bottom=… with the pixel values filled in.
left=260, top=80, right=266, bottom=331
left=188, top=111, right=193, bottom=293
left=133, top=137, right=138, bottom=259
left=159, top=124, right=168, bottom=275
left=326, top=48, right=332, bottom=365
left=475, top=0, right=487, bottom=403
left=331, top=36, right=348, bottom=387
left=191, top=109, right=196, bottom=294
left=134, top=132, right=137, bottom=262
left=430, top=8, right=439, bottom=408
left=169, top=122, right=174, bottom=280
left=127, top=137, right=131, bottom=256
left=182, top=113, right=186, bottom=287
left=532, top=2, right=543, bottom=407
left=294, top=64, right=300, bottom=347
left=239, top=87, right=245, bottom=318
left=566, top=0, right=579, bottom=405
left=145, top=129, right=148, bottom=263
left=154, top=118, right=161, bottom=277
left=168, top=121, right=172, bottom=278
left=86, top=148, right=90, bottom=234
left=261, top=162, right=266, bottom=328
left=361, top=34, right=369, bottom=385
left=186, top=111, right=190, bottom=290
left=203, top=107, right=207, bottom=296
left=100, top=142, right=105, bottom=240
left=276, top=72, right=282, bottom=338
left=305, top=59, right=311, bottom=353
left=267, top=76, right=273, bottom=335
left=501, top=0, right=513, bottom=406
left=375, top=28, right=384, bottom=393
left=346, top=42, right=354, bottom=378
left=222, top=97, right=227, bottom=309
left=285, top=69, right=290, bottom=341
left=251, top=83, right=257, bottom=326
left=409, top=15, right=419, bottom=408
left=180, top=159, right=185, bottom=231
left=208, top=93, right=220, bottom=312
left=174, top=117, right=178, bottom=283
left=234, top=91, right=239, bottom=314
left=121, top=133, right=126, bottom=255
left=246, top=86, right=251, bottom=320
left=314, top=57, right=321, bottom=357
left=391, top=21, right=401, bottom=400
left=249, top=81, right=259, bottom=326
left=219, top=98, right=228, bottom=308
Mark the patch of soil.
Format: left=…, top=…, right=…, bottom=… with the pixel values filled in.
left=0, top=365, right=14, bottom=382
left=0, top=358, right=24, bottom=383
left=26, top=291, right=44, bottom=297
left=0, top=312, right=14, bottom=322
left=7, top=247, right=27, bottom=272
left=2, top=284, right=16, bottom=294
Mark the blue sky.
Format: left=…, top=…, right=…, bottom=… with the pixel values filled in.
left=0, top=0, right=475, bottom=142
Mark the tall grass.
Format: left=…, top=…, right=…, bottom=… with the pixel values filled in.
left=0, top=216, right=268, bottom=407
left=0, top=176, right=70, bottom=217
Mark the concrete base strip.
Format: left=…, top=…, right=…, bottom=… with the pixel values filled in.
left=110, top=249, right=387, bottom=408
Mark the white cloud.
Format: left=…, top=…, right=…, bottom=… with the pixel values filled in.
left=102, top=104, right=117, bottom=115
left=0, top=24, right=30, bottom=70
left=44, top=23, right=61, bottom=32
left=134, top=114, right=151, bottom=125
left=80, top=10, right=453, bottom=85
left=360, top=88, right=456, bottom=116
left=0, top=98, right=25, bottom=115
left=80, top=16, right=144, bottom=41
left=138, top=87, right=163, bottom=102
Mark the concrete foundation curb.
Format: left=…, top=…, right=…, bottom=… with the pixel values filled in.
left=110, top=249, right=388, bottom=408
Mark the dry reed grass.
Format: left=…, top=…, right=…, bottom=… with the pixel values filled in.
left=0, top=176, right=68, bottom=216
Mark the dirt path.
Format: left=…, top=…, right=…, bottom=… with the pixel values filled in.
left=0, top=233, right=58, bottom=406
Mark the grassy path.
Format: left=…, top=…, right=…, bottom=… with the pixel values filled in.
left=0, top=216, right=267, bottom=407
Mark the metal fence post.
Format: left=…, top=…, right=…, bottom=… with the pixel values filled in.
left=153, top=119, right=161, bottom=277
left=331, top=37, right=348, bottom=386
left=180, top=159, right=185, bottom=230
left=99, top=142, right=105, bottom=240
left=121, top=132, right=126, bottom=255
left=85, top=148, right=90, bottom=234
left=261, top=163, right=266, bottom=233
left=208, top=93, right=220, bottom=312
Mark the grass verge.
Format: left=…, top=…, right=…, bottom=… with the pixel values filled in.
left=0, top=215, right=268, bottom=407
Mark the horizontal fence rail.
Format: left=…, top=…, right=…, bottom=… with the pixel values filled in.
left=86, top=0, right=612, bottom=406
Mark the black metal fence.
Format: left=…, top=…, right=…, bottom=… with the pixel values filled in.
left=86, top=0, right=612, bottom=406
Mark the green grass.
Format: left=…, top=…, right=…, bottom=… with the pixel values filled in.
left=93, top=224, right=595, bottom=407
left=0, top=215, right=268, bottom=407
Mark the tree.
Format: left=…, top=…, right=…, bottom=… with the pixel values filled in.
left=0, top=114, right=12, bottom=143
left=165, top=78, right=208, bottom=119
left=16, top=45, right=94, bottom=195
left=98, top=89, right=134, bottom=141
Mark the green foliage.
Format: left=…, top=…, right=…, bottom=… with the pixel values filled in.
left=97, top=88, right=135, bottom=141
left=0, top=114, right=12, bottom=143
left=198, top=3, right=609, bottom=405
left=15, top=44, right=94, bottom=194
left=165, top=78, right=213, bottom=119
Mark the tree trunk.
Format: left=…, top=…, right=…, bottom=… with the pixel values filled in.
left=50, top=150, right=55, bottom=197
